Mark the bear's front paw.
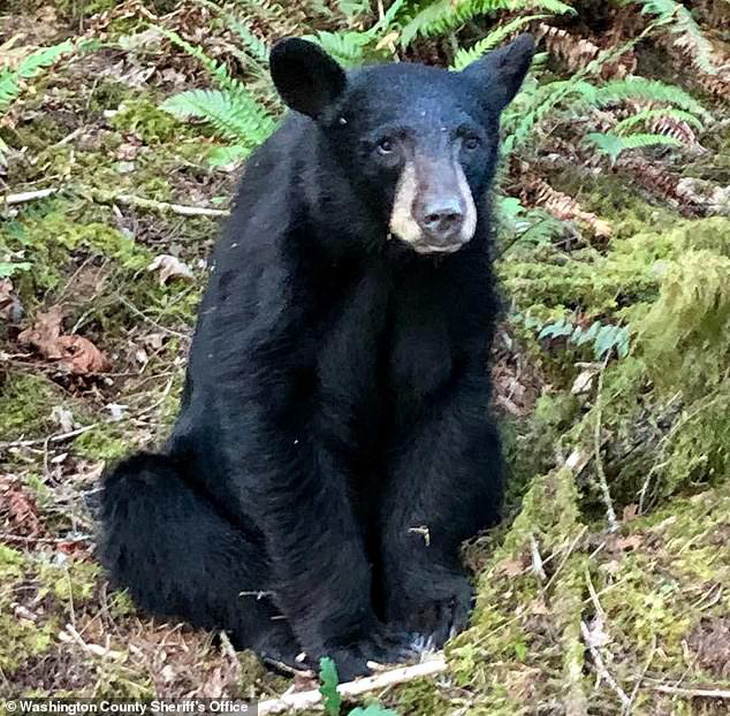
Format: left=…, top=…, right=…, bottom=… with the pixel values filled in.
left=315, top=625, right=416, bottom=681
left=389, top=573, right=474, bottom=651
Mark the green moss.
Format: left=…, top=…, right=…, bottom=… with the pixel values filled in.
left=2, top=200, right=152, bottom=295
left=0, top=546, right=55, bottom=671
left=38, top=559, right=100, bottom=607
left=449, top=468, right=586, bottom=714
left=592, top=483, right=730, bottom=702
left=391, top=680, right=450, bottom=715
left=503, top=391, right=581, bottom=507
left=88, top=80, right=132, bottom=114
left=111, top=99, right=183, bottom=144
left=75, top=424, right=129, bottom=461
left=640, top=249, right=730, bottom=396
left=0, top=374, right=61, bottom=441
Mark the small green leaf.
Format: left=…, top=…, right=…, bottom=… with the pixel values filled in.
left=319, top=657, right=342, bottom=716
left=349, top=705, right=399, bottom=715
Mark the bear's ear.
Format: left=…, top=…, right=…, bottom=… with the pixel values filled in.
left=270, top=38, right=347, bottom=119
left=461, top=33, right=535, bottom=111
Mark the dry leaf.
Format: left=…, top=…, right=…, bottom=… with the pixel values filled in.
left=19, top=306, right=111, bottom=374
left=57, top=335, right=112, bottom=374
left=148, top=254, right=194, bottom=285
left=498, top=557, right=527, bottom=578
left=3, top=482, right=42, bottom=537
left=18, top=305, right=65, bottom=358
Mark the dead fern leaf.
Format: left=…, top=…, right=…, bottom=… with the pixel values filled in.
left=524, top=178, right=612, bottom=238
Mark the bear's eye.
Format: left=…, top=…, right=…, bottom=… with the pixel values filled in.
left=463, top=135, right=481, bottom=151
left=377, top=137, right=394, bottom=155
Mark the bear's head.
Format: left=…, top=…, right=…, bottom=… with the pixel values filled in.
left=270, top=35, right=534, bottom=256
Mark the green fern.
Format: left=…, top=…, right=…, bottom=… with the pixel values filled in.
left=400, top=0, right=573, bottom=46
left=613, top=107, right=704, bottom=135
left=200, top=0, right=269, bottom=66
left=305, top=0, right=407, bottom=66
left=539, top=317, right=631, bottom=360
left=0, top=40, right=73, bottom=111
left=497, top=195, right=570, bottom=252
left=593, top=77, right=707, bottom=116
left=451, top=14, right=547, bottom=70
left=155, top=26, right=237, bottom=90
left=585, top=131, right=683, bottom=164
left=304, top=30, right=377, bottom=66
left=160, top=88, right=275, bottom=148
left=628, top=0, right=716, bottom=74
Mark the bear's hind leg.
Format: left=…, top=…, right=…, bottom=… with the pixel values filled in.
left=99, top=452, right=298, bottom=665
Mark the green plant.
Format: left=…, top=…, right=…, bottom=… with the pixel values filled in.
left=538, top=317, right=631, bottom=360
left=0, top=40, right=73, bottom=165
left=627, top=0, right=717, bottom=74
left=319, top=657, right=343, bottom=716
left=399, top=0, right=573, bottom=46
left=450, top=13, right=549, bottom=70
left=157, top=26, right=276, bottom=165
left=585, top=131, right=682, bottom=164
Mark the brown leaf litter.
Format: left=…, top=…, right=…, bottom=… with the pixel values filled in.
left=18, top=305, right=111, bottom=374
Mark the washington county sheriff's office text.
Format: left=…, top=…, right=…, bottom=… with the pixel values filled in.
left=10, top=700, right=255, bottom=715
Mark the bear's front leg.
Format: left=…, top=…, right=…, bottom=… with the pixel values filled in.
left=380, top=376, right=504, bottom=648
left=219, top=395, right=412, bottom=679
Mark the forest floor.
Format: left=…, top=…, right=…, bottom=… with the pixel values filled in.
left=1, top=2, right=729, bottom=715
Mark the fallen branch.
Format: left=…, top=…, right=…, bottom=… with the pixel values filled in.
left=581, top=620, right=631, bottom=709
left=2, top=188, right=59, bottom=205
left=0, top=423, right=98, bottom=451
left=650, top=683, right=730, bottom=699
left=258, top=655, right=447, bottom=715
left=593, top=358, right=619, bottom=532
left=86, top=187, right=229, bottom=217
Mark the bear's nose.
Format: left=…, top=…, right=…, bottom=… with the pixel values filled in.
left=419, top=198, right=464, bottom=242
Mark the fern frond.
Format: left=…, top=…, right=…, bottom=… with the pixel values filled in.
left=200, top=0, right=269, bottom=65
left=629, top=0, right=716, bottom=74
left=614, top=108, right=704, bottom=135
left=0, top=39, right=73, bottom=111
left=451, top=14, right=547, bottom=70
left=586, top=131, right=683, bottom=164
left=160, top=88, right=275, bottom=146
left=595, top=77, right=706, bottom=116
left=155, top=26, right=237, bottom=91
left=303, top=30, right=373, bottom=67
left=400, top=0, right=574, bottom=46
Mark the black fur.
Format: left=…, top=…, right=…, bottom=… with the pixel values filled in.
left=100, top=35, right=534, bottom=680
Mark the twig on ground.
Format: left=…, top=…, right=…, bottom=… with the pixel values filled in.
left=648, top=683, right=730, bottom=699
left=593, top=357, right=619, bottom=532
left=0, top=424, right=98, bottom=450
left=258, top=655, right=447, bottom=715
left=2, top=188, right=59, bottom=205
left=546, top=526, right=587, bottom=589
left=530, top=533, right=547, bottom=582
left=581, top=620, right=631, bottom=709
left=86, top=187, right=230, bottom=217
left=0, top=532, right=92, bottom=544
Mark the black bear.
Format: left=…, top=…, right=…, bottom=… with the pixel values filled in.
left=100, top=34, right=534, bottom=680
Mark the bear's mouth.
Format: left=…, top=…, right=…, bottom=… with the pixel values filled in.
left=388, top=156, right=477, bottom=254
left=408, top=241, right=465, bottom=255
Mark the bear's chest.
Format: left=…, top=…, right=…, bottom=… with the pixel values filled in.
left=314, top=261, right=458, bottom=447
